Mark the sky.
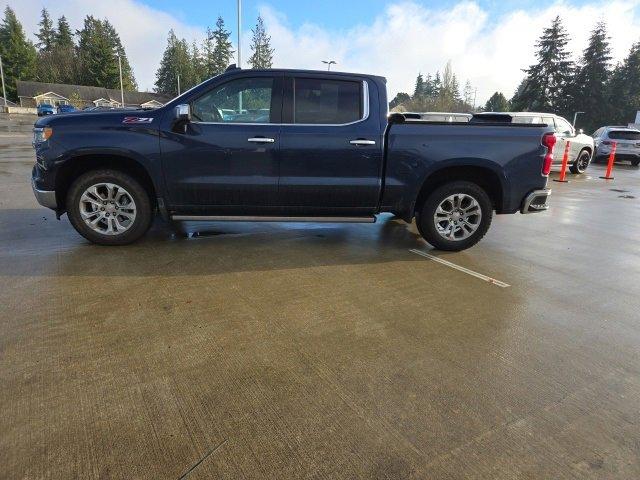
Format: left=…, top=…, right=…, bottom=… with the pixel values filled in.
left=2, top=0, right=640, bottom=104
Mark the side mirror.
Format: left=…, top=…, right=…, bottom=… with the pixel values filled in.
left=578, top=128, right=584, bottom=135
left=175, top=104, right=191, bottom=122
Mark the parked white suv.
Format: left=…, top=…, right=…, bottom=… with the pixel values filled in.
left=592, top=126, right=640, bottom=167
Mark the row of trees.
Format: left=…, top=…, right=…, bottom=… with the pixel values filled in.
left=0, top=5, right=276, bottom=102
left=390, top=61, right=476, bottom=113
left=0, top=6, right=136, bottom=101
left=486, top=18, right=640, bottom=132
left=508, top=17, right=639, bottom=132
left=392, top=17, right=640, bottom=132
left=155, top=16, right=274, bottom=95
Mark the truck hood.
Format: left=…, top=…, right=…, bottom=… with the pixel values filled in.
left=34, top=109, right=165, bottom=128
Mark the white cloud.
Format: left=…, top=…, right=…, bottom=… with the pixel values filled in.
left=2, top=0, right=639, bottom=103
left=0, top=0, right=207, bottom=92
left=261, top=0, right=640, bottom=104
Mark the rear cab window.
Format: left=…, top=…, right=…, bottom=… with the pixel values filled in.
left=293, top=78, right=363, bottom=124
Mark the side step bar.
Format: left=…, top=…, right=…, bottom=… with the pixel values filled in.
left=171, top=215, right=377, bottom=223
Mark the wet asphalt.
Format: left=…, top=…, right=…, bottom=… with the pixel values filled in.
left=1, top=114, right=639, bottom=479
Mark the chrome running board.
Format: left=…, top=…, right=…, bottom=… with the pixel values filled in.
left=171, top=215, right=377, bottom=223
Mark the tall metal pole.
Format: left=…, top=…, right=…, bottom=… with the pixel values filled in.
left=237, top=0, right=242, bottom=68
left=117, top=53, right=124, bottom=107
left=0, top=54, right=7, bottom=108
left=177, top=73, right=181, bottom=96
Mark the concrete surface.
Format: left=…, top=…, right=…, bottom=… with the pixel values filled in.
left=1, top=113, right=639, bottom=479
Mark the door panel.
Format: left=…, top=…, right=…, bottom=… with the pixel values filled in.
left=160, top=74, right=282, bottom=211
left=161, top=123, right=280, bottom=207
left=278, top=76, right=383, bottom=213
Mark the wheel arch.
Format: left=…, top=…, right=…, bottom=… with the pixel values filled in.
left=413, top=164, right=506, bottom=218
left=54, top=153, right=157, bottom=212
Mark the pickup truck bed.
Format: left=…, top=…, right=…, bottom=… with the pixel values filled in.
left=31, top=66, right=553, bottom=251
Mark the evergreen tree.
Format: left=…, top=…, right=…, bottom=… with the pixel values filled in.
left=103, top=19, right=137, bottom=90
left=485, top=92, right=510, bottom=111
left=248, top=16, right=274, bottom=69
left=204, top=16, right=234, bottom=78
left=609, top=42, right=640, bottom=124
left=55, top=16, right=74, bottom=49
left=155, top=30, right=197, bottom=95
left=451, top=73, right=462, bottom=103
left=76, top=16, right=117, bottom=88
left=432, top=72, right=442, bottom=97
left=413, top=73, right=425, bottom=99
left=53, top=16, right=76, bottom=84
left=511, top=16, right=574, bottom=115
left=35, top=8, right=56, bottom=53
left=0, top=7, right=37, bottom=100
left=423, top=74, right=435, bottom=98
left=191, top=40, right=205, bottom=84
left=570, top=22, right=611, bottom=131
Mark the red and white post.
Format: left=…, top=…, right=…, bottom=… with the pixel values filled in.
left=554, top=141, right=571, bottom=183
left=600, top=142, right=617, bottom=180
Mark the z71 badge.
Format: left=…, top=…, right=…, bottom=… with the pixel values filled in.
left=122, top=117, right=153, bottom=124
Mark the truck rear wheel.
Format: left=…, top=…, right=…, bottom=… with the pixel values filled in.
left=416, top=181, right=493, bottom=251
left=66, top=169, right=153, bottom=245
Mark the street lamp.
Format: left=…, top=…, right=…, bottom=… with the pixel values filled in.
left=322, top=60, right=336, bottom=71
left=0, top=54, right=7, bottom=108
left=114, top=50, right=124, bottom=108
left=573, top=111, right=585, bottom=128
left=237, top=0, right=242, bottom=68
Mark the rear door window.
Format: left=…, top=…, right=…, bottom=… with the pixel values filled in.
left=608, top=130, right=640, bottom=140
left=293, top=78, right=362, bottom=124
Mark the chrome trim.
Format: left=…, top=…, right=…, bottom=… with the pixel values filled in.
left=171, top=215, right=376, bottom=223
left=350, top=139, right=376, bottom=146
left=521, top=189, right=551, bottom=214
left=247, top=137, right=275, bottom=143
left=191, top=80, right=371, bottom=128
left=32, top=180, right=57, bottom=209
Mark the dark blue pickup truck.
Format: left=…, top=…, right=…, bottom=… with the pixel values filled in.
left=31, top=66, right=554, bottom=251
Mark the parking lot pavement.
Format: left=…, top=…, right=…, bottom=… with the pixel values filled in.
left=1, top=114, right=639, bottom=479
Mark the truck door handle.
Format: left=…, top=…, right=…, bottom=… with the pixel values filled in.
left=349, top=139, right=376, bottom=146
left=247, top=137, right=275, bottom=143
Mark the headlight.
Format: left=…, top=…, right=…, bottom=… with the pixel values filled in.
left=33, top=127, right=53, bottom=146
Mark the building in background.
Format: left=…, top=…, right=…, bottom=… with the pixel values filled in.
left=16, top=81, right=171, bottom=109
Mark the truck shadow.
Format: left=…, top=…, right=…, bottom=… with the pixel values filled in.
left=0, top=210, right=449, bottom=278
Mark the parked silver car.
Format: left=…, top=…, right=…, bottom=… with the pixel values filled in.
left=472, top=112, right=595, bottom=174
left=592, top=126, right=640, bottom=166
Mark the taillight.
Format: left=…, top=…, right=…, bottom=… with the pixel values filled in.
left=541, top=132, right=556, bottom=176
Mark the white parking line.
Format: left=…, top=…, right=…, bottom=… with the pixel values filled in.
left=409, top=249, right=511, bottom=288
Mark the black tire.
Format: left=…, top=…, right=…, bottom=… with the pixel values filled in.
left=570, top=149, right=591, bottom=174
left=66, top=169, right=153, bottom=245
left=416, top=181, right=493, bottom=251
left=632, top=160, right=640, bottom=167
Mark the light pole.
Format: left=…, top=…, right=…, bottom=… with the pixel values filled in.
left=177, top=73, right=181, bottom=96
left=322, top=60, right=336, bottom=71
left=237, top=0, right=242, bottom=68
left=572, top=111, right=585, bottom=128
left=0, top=54, right=7, bottom=108
left=114, top=50, right=124, bottom=107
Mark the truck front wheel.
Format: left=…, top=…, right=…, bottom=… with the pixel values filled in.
left=416, top=181, right=493, bottom=251
left=66, top=169, right=153, bottom=245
